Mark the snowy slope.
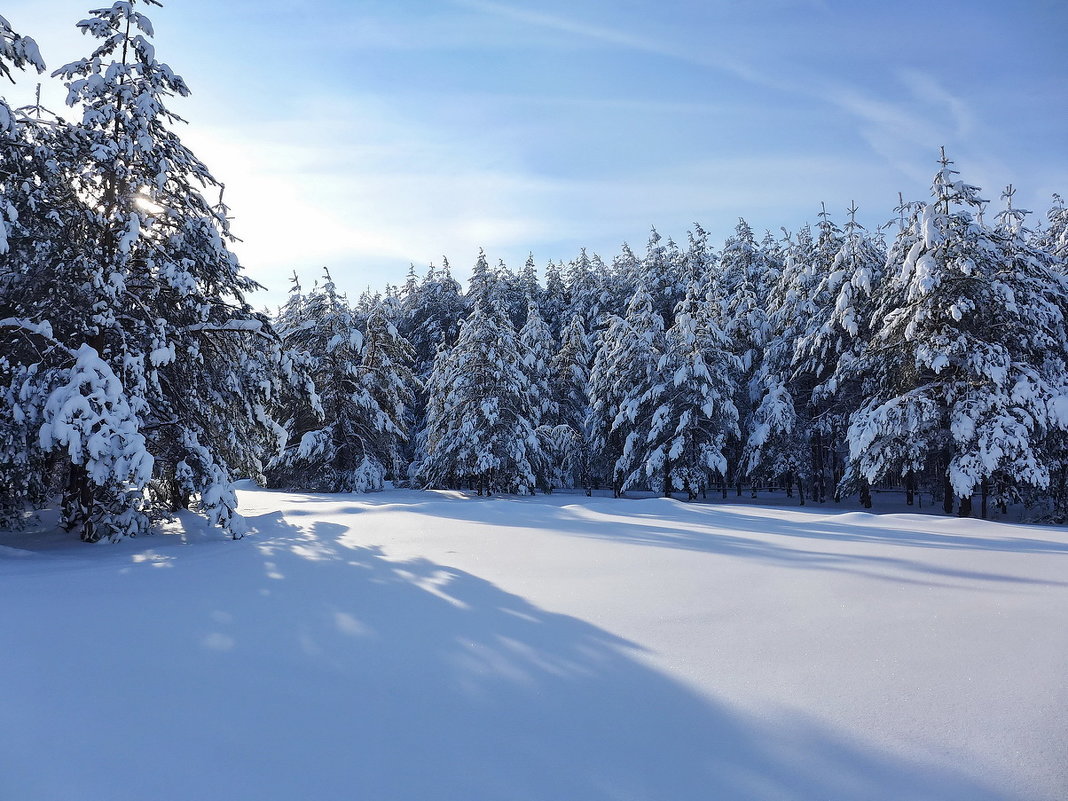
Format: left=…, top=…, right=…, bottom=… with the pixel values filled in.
left=2, top=486, right=1067, bottom=801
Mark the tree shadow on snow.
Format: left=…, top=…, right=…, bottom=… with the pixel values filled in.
left=301, top=490, right=1068, bottom=589
left=80, top=510, right=1022, bottom=801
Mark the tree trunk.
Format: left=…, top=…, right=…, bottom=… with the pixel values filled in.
left=65, top=464, right=99, bottom=543
left=958, top=491, right=972, bottom=518
left=859, top=479, right=872, bottom=509
left=813, top=432, right=825, bottom=503
left=905, top=470, right=916, bottom=506
left=942, top=472, right=954, bottom=514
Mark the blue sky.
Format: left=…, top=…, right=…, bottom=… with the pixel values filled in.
left=4, top=0, right=1067, bottom=308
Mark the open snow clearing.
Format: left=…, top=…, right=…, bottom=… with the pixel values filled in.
left=3, top=486, right=1066, bottom=801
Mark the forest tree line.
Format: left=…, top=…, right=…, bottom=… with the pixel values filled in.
left=2, top=3, right=1068, bottom=542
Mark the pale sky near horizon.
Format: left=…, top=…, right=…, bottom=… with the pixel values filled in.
left=4, top=0, right=1067, bottom=308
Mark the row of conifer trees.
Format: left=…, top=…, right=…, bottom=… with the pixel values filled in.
left=270, top=161, right=1068, bottom=523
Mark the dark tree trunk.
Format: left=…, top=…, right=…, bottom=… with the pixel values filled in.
left=958, top=491, right=972, bottom=518
left=813, top=432, right=825, bottom=503
left=65, top=464, right=99, bottom=543
left=859, top=479, right=872, bottom=509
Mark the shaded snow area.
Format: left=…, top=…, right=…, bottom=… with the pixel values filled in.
left=3, top=486, right=1067, bottom=801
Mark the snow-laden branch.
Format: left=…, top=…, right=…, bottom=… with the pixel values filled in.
left=185, top=319, right=271, bottom=339
left=0, top=317, right=54, bottom=339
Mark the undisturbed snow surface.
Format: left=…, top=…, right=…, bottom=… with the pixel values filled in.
left=2, top=485, right=1067, bottom=801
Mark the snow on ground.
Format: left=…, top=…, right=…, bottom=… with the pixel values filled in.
left=2, top=485, right=1067, bottom=801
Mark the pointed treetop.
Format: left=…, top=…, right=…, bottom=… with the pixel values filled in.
left=996, top=183, right=1033, bottom=240
left=931, top=148, right=986, bottom=211
left=846, top=200, right=864, bottom=231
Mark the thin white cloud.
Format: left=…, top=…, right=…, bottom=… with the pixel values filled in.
left=455, top=0, right=782, bottom=88
left=454, top=0, right=994, bottom=189
left=896, top=69, right=976, bottom=138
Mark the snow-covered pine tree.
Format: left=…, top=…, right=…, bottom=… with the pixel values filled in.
left=718, top=219, right=773, bottom=494
left=845, top=152, right=1068, bottom=516
left=587, top=282, right=665, bottom=495
left=639, top=227, right=686, bottom=328
left=266, top=271, right=408, bottom=492
left=0, top=14, right=50, bottom=526
left=992, top=186, right=1068, bottom=519
left=416, top=255, right=545, bottom=494
left=741, top=225, right=815, bottom=501
left=354, top=293, right=417, bottom=485
left=491, top=257, right=528, bottom=330
left=398, top=258, right=467, bottom=470
left=1037, top=194, right=1068, bottom=270
left=60, top=1, right=285, bottom=537
left=518, top=252, right=542, bottom=313
left=636, top=285, right=739, bottom=498
left=545, top=312, right=593, bottom=490
left=541, top=259, right=568, bottom=340
left=518, top=296, right=556, bottom=429
left=795, top=203, right=887, bottom=505
left=563, top=247, right=612, bottom=331
left=400, top=259, right=467, bottom=381
left=681, top=223, right=716, bottom=297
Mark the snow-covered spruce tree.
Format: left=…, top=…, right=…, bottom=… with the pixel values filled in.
left=415, top=254, right=546, bottom=494
left=563, top=247, right=617, bottom=331
left=491, top=256, right=531, bottom=331
left=544, top=312, right=593, bottom=489
left=845, top=152, right=1068, bottom=516
left=398, top=259, right=467, bottom=469
left=717, top=219, right=773, bottom=494
left=1, top=19, right=156, bottom=538
left=681, top=223, right=716, bottom=298
left=541, top=259, right=568, bottom=340
left=357, top=293, right=417, bottom=484
left=639, top=227, right=686, bottom=328
left=795, top=203, right=886, bottom=505
left=400, top=259, right=466, bottom=380
left=518, top=296, right=556, bottom=429
left=39, top=0, right=284, bottom=539
left=1038, top=194, right=1068, bottom=269
left=265, top=271, right=412, bottom=492
left=994, top=186, right=1068, bottom=519
left=741, top=226, right=815, bottom=502
left=587, top=283, right=665, bottom=495
left=0, top=14, right=49, bottom=526
left=631, top=286, right=739, bottom=498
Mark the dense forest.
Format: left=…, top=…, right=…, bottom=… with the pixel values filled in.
left=3, top=3, right=1068, bottom=541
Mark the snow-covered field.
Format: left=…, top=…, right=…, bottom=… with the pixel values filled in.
left=2, top=485, right=1067, bottom=801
